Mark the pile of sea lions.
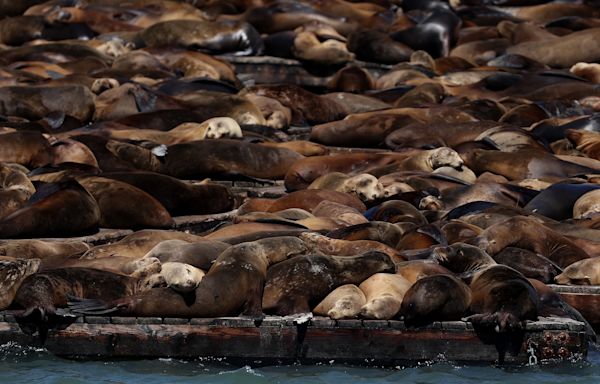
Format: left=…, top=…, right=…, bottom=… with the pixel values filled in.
left=0, top=0, right=600, bottom=341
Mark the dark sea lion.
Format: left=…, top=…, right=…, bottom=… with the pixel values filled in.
left=164, top=139, right=303, bottom=180
left=466, top=265, right=539, bottom=332
left=441, top=220, right=483, bottom=244
left=263, top=251, right=395, bottom=316
left=493, top=247, right=562, bottom=284
left=0, top=180, right=100, bottom=239
left=71, top=237, right=309, bottom=318
left=0, top=85, right=95, bottom=122
left=102, top=171, right=234, bottom=216
left=143, top=239, right=230, bottom=270
left=400, top=274, right=471, bottom=327
left=531, top=115, right=600, bottom=144
left=524, top=183, right=600, bottom=220
left=347, top=28, right=413, bottom=64
left=247, top=84, right=347, bottom=125
left=0, top=257, right=40, bottom=310
left=359, top=273, right=411, bottom=320
left=365, top=200, right=427, bottom=226
left=141, top=19, right=263, bottom=55
left=77, top=176, right=174, bottom=229
left=431, top=242, right=496, bottom=275
left=326, top=221, right=415, bottom=248
left=313, top=284, right=366, bottom=319
left=470, top=216, right=590, bottom=268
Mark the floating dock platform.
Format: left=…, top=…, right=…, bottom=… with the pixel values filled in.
left=0, top=314, right=588, bottom=365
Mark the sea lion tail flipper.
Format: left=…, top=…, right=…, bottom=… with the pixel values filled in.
left=67, top=296, right=122, bottom=315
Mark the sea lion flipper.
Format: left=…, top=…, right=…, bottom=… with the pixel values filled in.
left=67, top=297, right=121, bottom=315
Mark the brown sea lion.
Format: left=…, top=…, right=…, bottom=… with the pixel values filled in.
left=259, top=189, right=366, bottom=214
left=359, top=273, right=411, bottom=320
left=0, top=239, right=89, bottom=263
left=570, top=62, right=600, bottom=84
left=395, top=260, right=453, bottom=284
left=431, top=242, right=496, bottom=274
left=164, top=139, right=304, bottom=180
left=142, top=239, right=230, bottom=270
left=244, top=94, right=292, bottom=129
left=263, top=251, right=395, bottom=316
left=327, top=65, right=374, bottom=93
left=312, top=284, right=366, bottom=320
left=299, top=232, right=405, bottom=263
left=0, top=257, right=40, bottom=310
left=0, top=180, right=100, bottom=239
left=400, top=274, right=471, bottom=326
left=0, top=131, right=53, bottom=169
left=441, top=220, right=483, bottom=244
left=469, top=216, right=590, bottom=268
left=71, top=237, right=309, bottom=318
left=308, top=173, right=384, bottom=201
left=326, top=221, right=416, bottom=248
left=0, top=163, right=35, bottom=220
left=493, top=247, right=562, bottom=284
left=347, top=28, right=413, bottom=64
left=573, top=189, right=600, bottom=219
left=555, top=258, right=600, bottom=285
left=81, top=230, right=205, bottom=260
left=60, top=256, right=161, bottom=279
left=77, top=176, right=174, bottom=229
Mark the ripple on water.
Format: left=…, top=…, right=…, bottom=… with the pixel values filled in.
left=0, top=344, right=598, bottom=384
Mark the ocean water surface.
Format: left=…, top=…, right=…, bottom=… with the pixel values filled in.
left=1, top=342, right=598, bottom=384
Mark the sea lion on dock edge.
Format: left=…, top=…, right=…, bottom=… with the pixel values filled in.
left=0, top=257, right=40, bottom=310
left=359, top=273, right=411, bottom=320
left=312, top=284, right=366, bottom=319
left=263, top=251, right=395, bottom=316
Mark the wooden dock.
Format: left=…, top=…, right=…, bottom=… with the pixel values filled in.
left=550, top=285, right=600, bottom=331
left=0, top=314, right=587, bottom=365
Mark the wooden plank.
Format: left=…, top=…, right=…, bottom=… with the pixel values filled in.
left=0, top=315, right=587, bottom=365
left=548, top=285, right=600, bottom=329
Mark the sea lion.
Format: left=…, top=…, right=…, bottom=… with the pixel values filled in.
left=50, top=139, right=99, bottom=168
left=143, top=239, right=230, bottom=270
left=574, top=189, right=600, bottom=219
left=466, top=265, right=539, bottom=332
left=431, top=242, right=496, bottom=275
left=0, top=131, right=53, bottom=169
left=164, top=139, right=304, bottom=180
left=0, top=180, right=100, bottom=239
left=71, top=237, right=309, bottom=318
left=263, top=251, right=395, bottom=316
left=570, top=62, right=600, bottom=84
left=555, top=258, right=600, bottom=285
left=365, top=200, right=427, bottom=226
left=299, top=232, right=405, bottom=263
left=0, top=240, right=89, bottom=264
left=244, top=94, right=291, bottom=129
left=347, top=28, right=413, bottom=64
left=101, top=171, right=234, bottom=216
left=326, top=221, right=416, bottom=248
left=441, top=220, right=483, bottom=244
left=327, top=65, right=374, bottom=93
left=566, top=129, right=600, bottom=161
left=307, top=173, right=384, bottom=201
left=262, top=189, right=366, bottom=214
left=292, top=30, right=354, bottom=65
left=493, top=247, right=562, bottom=284
left=312, top=284, right=366, bottom=319
left=359, top=273, right=411, bottom=320
left=155, top=262, right=205, bottom=293
left=400, top=274, right=471, bottom=326
left=77, top=176, right=174, bottom=229
left=469, top=216, right=590, bottom=268
left=311, top=200, right=367, bottom=226
left=141, top=19, right=263, bottom=55
left=0, top=257, right=40, bottom=310
left=395, top=260, right=453, bottom=284
left=0, top=163, right=35, bottom=220
left=81, top=230, right=205, bottom=260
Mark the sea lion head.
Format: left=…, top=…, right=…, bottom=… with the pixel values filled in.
left=429, top=147, right=464, bottom=170
left=160, top=262, right=205, bottom=293
left=343, top=173, right=384, bottom=201
left=204, top=117, right=243, bottom=139
left=431, top=242, right=496, bottom=274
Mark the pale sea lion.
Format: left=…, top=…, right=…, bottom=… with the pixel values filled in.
left=574, top=189, right=600, bottom=219
left=359, top=273, right=412, bottom=320
left=156, top=262, right=205, bottom=293
left=308, top=172, right=384, bottom=201
left=312, top=284, right=366, bottom=319
left=555, top=258, right=600, bottom=285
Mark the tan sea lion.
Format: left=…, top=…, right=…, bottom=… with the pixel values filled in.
left=0, top=257, right=40, bottom=310
left=0, top=239, right=89, bottom=263
left=143, top=239, right=230, bottom=270
left=293, top=30, right=354, bottom=65
left=263, top=251, right=395, bottom=316
left=0, top=163, right=35, bottom=220
left=312, top=284, right=366, bottom=319
left=400, top=274, right=471, bottom=326
left=395, top=260, right=453, bottom=284
left=299, top=232, right=405, bottom=263
left=308, top=172, right=384, bottom=201
left=359, top=273, right=411, bottom=320
left=570, top=62, right=600, bottom=84
left=0, top=131, right=53, bottom=169
left=244, top=94, right=292, bottom=129
left=156, top=262, right=205, bottom=293
left=555, top=258, right=600, bottom=285
left=573, top=189, right=600, bottom=219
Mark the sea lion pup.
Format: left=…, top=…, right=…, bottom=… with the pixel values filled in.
left=143, top=240, right=230, bottom=270
left=400, top=275, right=472, bottom=327
left=0, top=180, right=100, bottom=239
left=164, top=139, right=304, bottom=180
left=359, top=273, right=412, bottom=320
left=574, top=189, right=600, bottom=219
left=0, top=84, right=95, bottom=122
left=555, top=258, right=600, bottom=285
left=313, top=284, right=366, bottom=319
left=469, top=216, right=590, bottom=269
left=0, top=163, right=35, bottom=220
left=77, top=176, right=174, bottom=229
left=0, top=257, right=40, bottom=310
left=263, top=251, right=395, bottom=316
left=71, top=237, right=309, bottom=318
left=102, top=171, right=234, bottom=216
left=308, top=173, right=384, bottom=201
left=493, top=247, right=562, bottom=284
left=81, top=230, right=205, bottom=260
left=299, top=232, right=405, bottom=263
left=395, top=260, right=453, bottom=284
left=141, top=19, right=263, bottom=55
left=528, top=278, right=596, bottom=342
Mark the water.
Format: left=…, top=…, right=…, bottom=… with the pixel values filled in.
left=1, top=343, right=598, bottom=384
